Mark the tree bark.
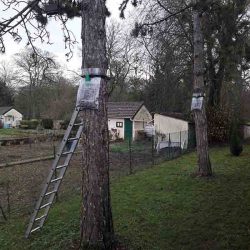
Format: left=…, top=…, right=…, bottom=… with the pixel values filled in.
left=80, top=0, right=114, bottom=249
left=192, top=7, right=212, bottom=176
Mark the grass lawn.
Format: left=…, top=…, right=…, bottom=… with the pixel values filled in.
left=110, top=140, right=151, bottom=153
left=0, top=145, right=250, bottom=249
left=0, top=129, right=31, bottom=138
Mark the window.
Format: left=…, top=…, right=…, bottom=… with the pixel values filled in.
left=116, top=122, right=123, bottom=128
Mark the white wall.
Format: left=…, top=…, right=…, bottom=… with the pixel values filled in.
left=133, top=105, right=152, bottom=140
left=3, top=109, right=23, bottom=127
left=154, top=114, right=189, bottom=149
left=108, top=118, right=124, bottom=139
left=244, top=125, right=250, bottom=139
left=133, top=105, right=152, bottom=122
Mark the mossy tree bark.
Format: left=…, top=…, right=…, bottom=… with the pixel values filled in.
left=192, top=3, right=212, bottom=176
left=80, top=0, right=114, bottom=248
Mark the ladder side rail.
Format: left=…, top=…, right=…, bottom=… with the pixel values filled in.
left=25, top=151, right=67, bottom=238
left=26, top=123, right=84, bottom=236
left=37, top=124, right=84, bottom=229
left=55, top=108, right=80, bottom=159
left=25, top=153, right=64, bottom=239
left=36, top=108, right=80, bottom=197
left=25, top=108, right=80, bottom=238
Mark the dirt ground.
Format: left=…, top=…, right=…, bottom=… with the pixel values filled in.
left=0, top=139, right=155, bottom=221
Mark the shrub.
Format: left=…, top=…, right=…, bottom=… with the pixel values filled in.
left=230, top=121, right=243, bottom=156
left=30, top=119, right=39, bottom=129
left=60, top=119, right=70, bottom=130
left=207, top=106, right=231, bottom=144
left=0, top=120, right=3, bottom=129
left=20, top=119, right=39, bottom=129
left=41, top=118, right=53, bottom=129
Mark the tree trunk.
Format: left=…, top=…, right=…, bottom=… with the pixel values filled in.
left=192, top=7, right=212, bottom=176
left=80, top=0, right=114, bottom=249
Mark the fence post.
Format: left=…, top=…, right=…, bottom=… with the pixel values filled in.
left=129, top=138, right=132, bottom=175
left=53, top=145, right=56, bottom=159
left=168, top=133, right=171, bottom=159
left=29, top=137, right=32, bottom=149
left=151, top=134, right=155, bottom=167
left=180, top=131, right=182, bottom=154
left=53, top=144, right=58, bottom=201
left=6, top=180, right=10, bottom=217
left=0, top=200, right=7, bottom=221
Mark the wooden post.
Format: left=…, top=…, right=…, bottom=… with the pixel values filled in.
left=53, top=145, right=56, bottom=159
left=6, top=181, right=10, bottom=217
left=180, top=131, right=182, bottom=154
left=0, top=200, right=7, bottom=221
left=151, top=134, right=155, bottom=166
left=129, top=138, right=132, bottom=175
left=168, top=133, right=171, bottom=159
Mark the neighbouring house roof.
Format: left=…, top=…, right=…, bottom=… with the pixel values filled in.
left=156, top=112, right=192, bottom=122
left=0, top=106, right=13, bottom=116
left=107, top=102, right=144, bottom=119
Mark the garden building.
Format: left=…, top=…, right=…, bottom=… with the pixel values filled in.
left=154, top=113, right=195, bottom=150
left=0, top=106, right=23, bottom=128
left=107, top=102, right=152, bottom=141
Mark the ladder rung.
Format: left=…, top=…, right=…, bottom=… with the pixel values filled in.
left=45, top=190, right=57, bottom=196
left=74, top=122, right=83, bottom=126
left=56, top=164, right=68, bottom=170
left=67, top=137, right=78, bottom=142
left=40, top=202, right=52, bottom=209
left=30, top=226, right=41, bottom=233
left=62, top=151, right=73, bottom=156
left=50, top=177, right=63, bottom=183
left=25, top=106, right=83, bottom=237
left=35, top=214, right=46, bottom=221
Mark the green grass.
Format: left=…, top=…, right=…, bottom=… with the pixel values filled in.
left=1, top=145, right=250, bottom=249
left=0, top=129, right=30, bottom=138
left=110, top=140, right=151, bottom=153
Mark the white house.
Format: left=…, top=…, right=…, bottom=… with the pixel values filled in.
left=107, top=102, right=152, bottom=141
left=0, top=107, right=23, bottom=128
left=154, top=113, right=195, bottom=150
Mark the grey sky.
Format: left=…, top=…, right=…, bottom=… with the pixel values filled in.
left=1, top=1, right=125, bottom=76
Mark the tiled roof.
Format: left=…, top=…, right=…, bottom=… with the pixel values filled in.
left=107, top=102, right=144, bottom=119
left=0, top=106, right=12, bottom=115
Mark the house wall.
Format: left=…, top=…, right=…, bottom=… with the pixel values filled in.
left=133, top=105, right=152, bottom=140
left=244, top=125, right=250, bottom=139
left=154, top=114, right=189, bottom=149
left=3, top=109, right=23, bottom=128
left=108, top=118, right=125, bottom=140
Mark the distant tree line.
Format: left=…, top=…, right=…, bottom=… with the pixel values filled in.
left=0, top=48, right=77, bottom=121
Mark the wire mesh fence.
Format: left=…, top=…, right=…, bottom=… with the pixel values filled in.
left=0, top=130, right=194, bottom=223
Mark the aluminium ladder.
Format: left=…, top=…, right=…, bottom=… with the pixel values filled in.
left=25, top=107, right=84, bottom=238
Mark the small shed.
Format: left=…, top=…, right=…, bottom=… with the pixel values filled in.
left=107, top=102, right=152, bottom=141
left=0, top=106, right=23, bottom=128
left=154, top=113, right=195, bottom=149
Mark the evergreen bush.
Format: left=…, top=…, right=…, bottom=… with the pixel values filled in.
left=230, top=122, right=243, bottom=156
left=60, top=119, right=70, bottom=130
left=41, top=118, right=53, bottom=129
left=207, top=106, right=231, bottom=144
left=20, top=120, right=39, bottom=129
left=30, top=119, right=39, bottom=129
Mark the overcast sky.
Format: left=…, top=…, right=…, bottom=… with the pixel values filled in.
left=0, top=0, right=130, bottom=77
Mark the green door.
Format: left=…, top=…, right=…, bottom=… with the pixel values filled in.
left=124, top=119, right=133, bottom=140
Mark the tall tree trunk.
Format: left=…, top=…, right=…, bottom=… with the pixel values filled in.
left=192, top=6, right=212, bottom=176
left=80, top=0, right=114, bottom=248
